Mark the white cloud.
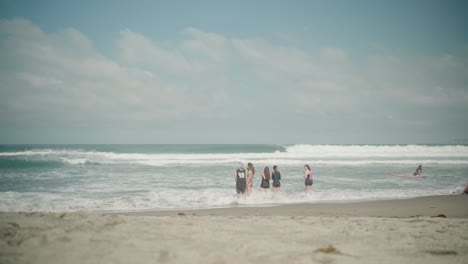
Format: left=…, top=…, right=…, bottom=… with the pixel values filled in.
left=322, top=47, right=349, bottom=62
left=182, top=27, right=229, bottom=62
left=18, top=72, right=63, bottom=87
left=231, top=37, right=468, bottom=112
left=0, top=18, right=228, bottom=126
left=116, top=28, right=234, bottom=113
left=0, top=17, right=42, bottom=38
left=231, top=38, right=363, bottom=112
left=118, top=29, right=198, bottom=74
left=365, top=54, right=468, bottom=105
left=1, top=18, right=467, bottom=140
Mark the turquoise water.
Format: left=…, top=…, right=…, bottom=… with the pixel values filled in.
left=1, top=144, right=467, bottom=212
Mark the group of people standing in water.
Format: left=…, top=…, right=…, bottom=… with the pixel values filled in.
left=234, top=162, right=314, bottom=198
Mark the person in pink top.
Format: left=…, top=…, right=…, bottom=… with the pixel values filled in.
left=304, top=164, right=313, bottom=191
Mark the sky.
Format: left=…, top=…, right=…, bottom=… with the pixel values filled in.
left=0, top=0, right=467, bottom=144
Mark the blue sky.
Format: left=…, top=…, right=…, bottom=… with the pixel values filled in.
left=0, top=0, right=467, bottom=144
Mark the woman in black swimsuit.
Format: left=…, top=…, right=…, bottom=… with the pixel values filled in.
left=260, top=167, right=270, bottom=192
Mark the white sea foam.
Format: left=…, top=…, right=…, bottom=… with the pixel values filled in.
left=2, top=145, right=466, bottom=212
left=60, top=158, right=90, bottom=165
left=284, top=144, right=468, bottom=157
left=3, top=145, right=468, bottom=158
left=0, top=186, right=454, bottom=213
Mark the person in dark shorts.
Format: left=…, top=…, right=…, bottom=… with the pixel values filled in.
left=304, top=164, right=313, bottom=191
left=260, top=167, right=270, bottom=192
left=235, top=162, right=247, bottom=198
left=271, top=165, right=281, bottom=193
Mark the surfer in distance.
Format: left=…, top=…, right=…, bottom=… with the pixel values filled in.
left=461, top=184, right=468, bottom=195
left=413, top=165, right=422, bottom=176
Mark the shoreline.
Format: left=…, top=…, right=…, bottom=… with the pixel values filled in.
left=1, top=194, right=467, bottom=264
left=122, top=194, right=468, bottom=218
left=1, top=194, right=467, bottom=218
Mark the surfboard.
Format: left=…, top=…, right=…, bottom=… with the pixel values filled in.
left=388, top=173, right=427, bottom=178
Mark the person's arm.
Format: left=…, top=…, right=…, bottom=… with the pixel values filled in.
left=278, top=172, right=281, bottom=180
left=262, top=172, right=265, bottom=180
left=304, top=170, right=307, bottom=179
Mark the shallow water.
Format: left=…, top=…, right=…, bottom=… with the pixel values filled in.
left=1, top=144, right=467, bottom=212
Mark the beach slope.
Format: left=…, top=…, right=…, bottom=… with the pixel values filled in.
left=1, top=195, right=467, bottom=264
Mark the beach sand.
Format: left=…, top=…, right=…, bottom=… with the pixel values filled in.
left=1, top=195, right=467, bottom=264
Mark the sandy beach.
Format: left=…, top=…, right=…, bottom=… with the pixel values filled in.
left=1, top=195, right=467, bottom=264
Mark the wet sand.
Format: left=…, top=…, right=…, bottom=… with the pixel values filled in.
left=1, top=195, right=467, bottom=264
left=128, top=195, right=468, bottom=218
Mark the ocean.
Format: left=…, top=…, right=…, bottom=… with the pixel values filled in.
left=1, top=144, right=467, bottom=212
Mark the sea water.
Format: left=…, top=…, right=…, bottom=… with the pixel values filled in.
left=1, top=144, right=467, bottom=212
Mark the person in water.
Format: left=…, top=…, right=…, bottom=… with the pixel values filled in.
left=461, top=184, right=468, bottom=195
left=247, top=162, right=255, bottom=196
left=235, top=163, right=247, bottom=199
left=260, top=167, right=270, bottom=192
left=271, top=165, right=281, bottom=193
left=413, top=165, right=422, bottom=176
left=304, top=164, right=313, bottom=191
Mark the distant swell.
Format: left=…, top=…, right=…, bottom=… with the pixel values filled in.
left=0, top=159, right=65, bottom=169
left=1, top=144, right=467, bottom=212
left=1, top=145, right=468, bottom=167
left=284, top=144, right=468, bottom=157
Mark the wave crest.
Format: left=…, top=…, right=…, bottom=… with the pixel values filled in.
left=285, top=144, right=468, bottom=157
left=1, top=145, right=468, bottom=167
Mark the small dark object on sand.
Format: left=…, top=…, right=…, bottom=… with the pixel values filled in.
left=431, top=214, right=446, bottom=218
left=424, top=250, right=457, bottom=255
left=314, top=245, right=343, bottom=255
